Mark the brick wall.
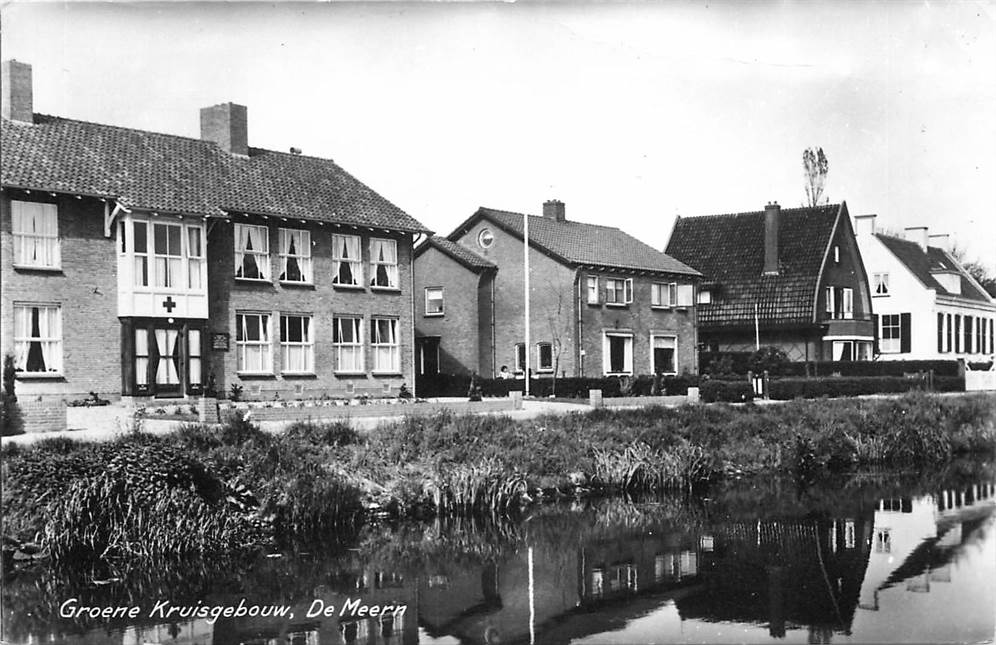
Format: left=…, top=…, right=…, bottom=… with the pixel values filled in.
left=18, top=397, right=68, bottom=433
left=414, top=245, right=485, bottom=375
left=1, top=193, right=121, bottom=399
left=207, top=220, right=417, bottom=399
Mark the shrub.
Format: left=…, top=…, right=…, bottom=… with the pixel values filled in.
left=768, top=375, right=937, bottom=399
left=748, top=346, right=791, bottom=376
left=1, top=354, right=23, bottom=436
left=285, top=420, right=359, bottom=447
left=700, top=380, right=754, bottom=403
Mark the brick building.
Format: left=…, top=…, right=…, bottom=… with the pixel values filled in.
left=1, top=60, right=429, bottom=402
left=665, top=201, right=875, bottom=362
left=414, top=201, right=702, bottom=380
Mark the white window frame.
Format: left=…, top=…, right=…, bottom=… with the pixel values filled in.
left=234, top=223, right=270, bottom=281
left=188, top=328, right=202, bottom=386
left=369, top=238, right=399, bottom=289
left=605, top=278, right=633, bottom=306
left=602, top=332, right=634, bottom=376
left=12, top=303, right=63, bottom=374
left=676, top=284, right=694, bottom=308
left=652, top=282, right=677, bottom=308
left=332, top=233, right=363, bottom=287
left=842, top=287, right=854, bottom=320
left=880, top=314, right=902, bottom=354
left=586, top=276, right=600, bottom=304
left=825, top=286, right=835, bottom=317
left=278, top=228, right=312, bottom=284
left=187, top=225, right=205, bottom=290
left=333, top=316, right=364, bottom=374
left=650, top=334, right=677, bottom=375
left=425, top=287, right=444, bottom=316
left=236, top=312, right=273, bottom=374
left=133, top=220, right=150, bottom=287
left=873, top=272, right=889, bottom=296
left=280, top=314, right=315, bottom=374
left=371, top=317, right=401, bottom=373
left=11, top=201, right=61, bottom=269
left=514, top=343, right=526, bottom=373
left=152, top=221, right=184, bottom=289
left=537, top=342, right=553, bottom=372
left=697, top=289, right=712, bottom=305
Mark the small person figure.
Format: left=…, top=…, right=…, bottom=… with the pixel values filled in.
left=468, top=372, right=483, bottom=401
left=398, top=382, right=412, bottom=399
left=498, top=365, right=513, bottom=380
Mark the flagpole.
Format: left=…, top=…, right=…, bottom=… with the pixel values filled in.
left=755, top=303, right=760, bottom=350
left=524, top=212, right=531, bottom=397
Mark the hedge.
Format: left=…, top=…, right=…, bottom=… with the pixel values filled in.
left=417, top=374, right=700, bottom=399
left=700, top=352, right=964, bottom=378
left=767, top=375, right=965, bottom=400
left=700, top=380, right=755, bottom=403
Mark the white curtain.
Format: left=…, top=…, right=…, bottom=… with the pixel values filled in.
left=37, top=306, right=60, bottom=372
left=370, top=239, right=398, bottom=287
left=235, top=224, right=248, bottom=274
left=155, top=329, right=179, bottom=384
left=187, top=227, right=203, bottom=290
left=372, top=319, right=399, bottom=372
left=12, top=201, right=59, bottom=267
left=188, top=329, right=201, bottom=385
left=12, top=306, right=29, bottom=369
left=135, top=329, right=148, bottom=386
left=334, top=318, right=362, bottom=372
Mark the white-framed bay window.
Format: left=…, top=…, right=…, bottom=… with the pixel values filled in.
left=235, top=223, right=270, bottom=280
left=603, top=332, right=633, bottom=375
left=369, top=238, right=399, bottom=288
left=280, top=314, right=314, bottom=374
left=13, top=303, right=63, bottom=374
left=371, top=317, right=400, bottom=373
left=11, top=201, right=60, bottom=269
left=121, top=218, right=205, bottom=291
left=333, top=316, right=364, bottom=373
left=278, top=228, right=311, bottom=283
left=236, top=312, right=272, bottom=373
left=332, top=234, right=362, bottom=286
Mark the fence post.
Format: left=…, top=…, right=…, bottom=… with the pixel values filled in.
left=509, top=391, right=523, bottom=410
left=589, top=389, right=603, bottom=408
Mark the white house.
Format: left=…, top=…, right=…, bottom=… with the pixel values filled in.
left=854, top=214, right=995, bottom=361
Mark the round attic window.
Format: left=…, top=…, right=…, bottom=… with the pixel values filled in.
left=478, top=228, right=495, bottom=249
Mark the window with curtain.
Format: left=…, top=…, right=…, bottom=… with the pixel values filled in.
left=605, top=278, right=633, bottom=305
left=369, top=238, right=399, bottom=288
left=135, top=327, right=149, bottom=387
left=11, top=201, right=60, bottom=269
left=187, top=227, right=204, bottom=290
left=603, top=333, right=633, bottom=375
left=652, top=283, right=677, bottom=307
left=188, top=329, right=202, bottom=386
left=586, top=276, right=599, bottom=304
left=154, top=328, right=181, bottom=386
left=13, top=304, right=63, bottom=373
left=280, top=314, right=314, bottom=374
left=652, top=335, right=677, bottom=374
left=371, top=318, right=400, bottom=372
left=236, top=313, right=272, bottom=373
left=235, top=224, right=270, bottom=280
left=425, top=287, right=444, bottom=315
left=278, top=228, right=311, bottom=283
left=333, top=316, right=364, bottom=373
left=514, top=343, right=526, bottom=373
left=874, top=273, right=889, bottom=295
left=153, top=223, right=183, bottom=288
left=332, top=234, right=362, bottom=286
left=134, top=221, right=149, bottom=286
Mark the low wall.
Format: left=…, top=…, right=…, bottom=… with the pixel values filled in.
left=223, top=399, right=517, bottom=422
left=601, top=395, right=689, bottom=408
left=19, top=398, right=68, bottom=434
left=966, top=370, right=996, bottom=392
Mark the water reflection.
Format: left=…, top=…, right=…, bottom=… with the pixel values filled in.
left=3, top=464, right=994, bottom=644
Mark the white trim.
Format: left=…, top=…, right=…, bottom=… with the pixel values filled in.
left=602, top=331, right=634, bottom=376
left=822, top=335, right=875, bottom=341
left=649, top=332, right=678, bottom=376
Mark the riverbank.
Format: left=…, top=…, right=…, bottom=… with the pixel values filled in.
left=2, top=392, right=994, bottom=564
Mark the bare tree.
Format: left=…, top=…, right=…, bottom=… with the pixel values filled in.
left=803, top=147, right=829, bottom=207
left=950, top=244, right=996, bottom=298
left=539, top=278, right=575, bottom=397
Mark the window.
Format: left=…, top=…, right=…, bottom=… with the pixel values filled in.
left=833, top=245, right=840, bottom=263
left=135, top=327, right=149, bottom=387
left=874, top=272, right=889, bottom=295
left=369, top=238, right=399, bottom=288
left=280, top=314, right=314, bottom=374
left=937, top=313, right=945, bottom=353
left=697, top=289, right=712, bottom=305
left=278, top=228, right=311, bottom=283
left=676, top=284, right=695, bottom=307
left=331, top=234, right=362, bottom=286
left=537, top=342, right=553, bottom=372
left=880, top=314, right=902, bottom=353
left=874, top=529, right=892, bottom=554
left=187, top=227, right=204, bottom=290
left=514, top=343, right=526, bottom=373
left=825, top=286, right=853, bottom=319
left=603, top=333, right=633, bottom=375
left=652, top=283, right=677, bottom=308
left=188, top=329, right=202, bottom=387
left=11, top=201, right=60, bottom=269
left=13, top=304, right=62, bottom=373
left=586, top=276, right=599, bottom=304
left=425, top=287, right=444, bottom=316
left=946, top=313, right=954, bottom=353
left=236, top=313, right=272, bottom=373
left=652, top=335, right=676, bottom=375
left=605, top=278, right=633, bottom=305
left=153, top=223, right=183, bottom=288
left=333, top=316, right=364, bottom=373
left=235, top=224, right=270, bottom=280
left=844, top=520, right=856, bottom=549
left=478, top=228, right=494, bottom=249
left=954, top=315, right=962, bottom=353
left=371, top=318, right=400, bottom=372
left=134, top=221, right=149, bottom=286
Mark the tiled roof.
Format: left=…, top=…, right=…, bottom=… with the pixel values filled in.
left=1, top=114, right=428, bottom=233
left=666, top=204, right=843, bottom=327
left=876, top=234, right=991, bottom=303
left=417, top=235, right=496, bottom=272
left=460, top=207, right=700, bottom=276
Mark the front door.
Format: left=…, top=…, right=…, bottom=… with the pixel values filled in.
left=418, top=337, right=440, bottom=376
left=150, top=325, right=183, bottom=397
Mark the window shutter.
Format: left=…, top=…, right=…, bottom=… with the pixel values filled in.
left=872, top=314, right=879, bottom=355
left=900, top=313, right=911, bottom=353
left=937, top=313, right=944, bottom=353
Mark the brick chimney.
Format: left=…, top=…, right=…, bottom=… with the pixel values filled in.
left=904, top=226, right=928, bottom=252
left=2, top=60, right=33, bottom=123
left=543, top=199, right=566, bottom=222
left=763, top=201, right=780, bottom=275
left=853, top=214, right=876, bottom=237
left=200, top=102, right=248, bottom=155
left=928, top=233, right=950, bottom=252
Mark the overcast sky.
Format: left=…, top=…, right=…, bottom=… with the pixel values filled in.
left=3, top=1, right=994, bottom=270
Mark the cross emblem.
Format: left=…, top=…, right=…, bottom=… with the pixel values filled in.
left=162, top=296, right=177, bottom=313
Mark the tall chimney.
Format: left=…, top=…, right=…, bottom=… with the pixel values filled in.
left=2, top=60, right=34, bottom=124
left=928, top=233, right=950, bottom=252
left=853, top=214, right=877, bottom=237
left=904, top=226, right=928, bottom=252
left=200, top=102, right=248, bottom=155
left=763, top=201, right=780, bottom=275
left=543, top=199, right=566, bottom=222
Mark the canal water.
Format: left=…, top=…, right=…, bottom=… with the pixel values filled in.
left=3, top=459, right=994, bottom=644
